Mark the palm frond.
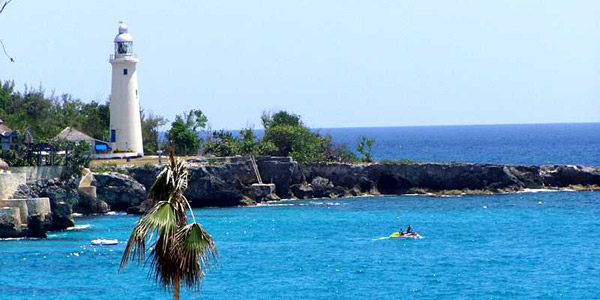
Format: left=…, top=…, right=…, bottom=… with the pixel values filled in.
left=174, top=223, right=218, bottom=290
left=120, top=152, right=217, bottom=295
left=120, top=201, right=177, bottom=269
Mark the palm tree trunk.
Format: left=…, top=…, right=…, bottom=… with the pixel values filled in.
left=173, top=276, right=180, bottom=300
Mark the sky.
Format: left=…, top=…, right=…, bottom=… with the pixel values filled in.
left=0, top=0, right=598, bottom=130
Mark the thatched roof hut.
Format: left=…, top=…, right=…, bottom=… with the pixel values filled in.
left=54, top=127, right=111, bottom=154
left=54, top=127, right=97, bottom=143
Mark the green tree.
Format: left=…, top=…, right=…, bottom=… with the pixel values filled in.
left=203, top=130, right=241, bottom=157
left=261, top=111, right=331, bottom=163
left=0, top=81, right=111, bottom=141
left=121, top=153, right=217, bottom=300
left=186, top=110, right=208, bottom=132
left=357, top=136, right=375, bottom=163
left=166, top=110, right=208, bottom=155
left=261, top=110, right=301, bottom=130
left=141, top=110, right=167, bottom=154
left=80, top=101, right=110, bottom=141
left=167, top=118, right=199, bottom=155
left=239, top=128, right=259, bottom=156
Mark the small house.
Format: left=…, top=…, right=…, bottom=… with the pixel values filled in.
left=0, top=119, right=20, bottom=151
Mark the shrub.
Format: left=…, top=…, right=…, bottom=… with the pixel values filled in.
left=203, top=130, right=241, bottom=157
left=357, top=136, right=375, bottom=163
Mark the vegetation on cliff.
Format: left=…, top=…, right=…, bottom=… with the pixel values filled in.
left=165, top=110, right=208, bottom=155
left=0, top=81, right=373, bottom=164
left=202, top=111, right=369, bottom=164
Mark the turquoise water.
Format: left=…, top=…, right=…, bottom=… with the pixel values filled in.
left=2, top=191, right=599, bottom=299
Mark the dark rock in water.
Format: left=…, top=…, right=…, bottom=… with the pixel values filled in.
left=357, top=176, right=376, bottom=194
left=50, top=201, right=74, bottom=230
left=291, top=183, right=313, bottom=199
left=311, top=176, right=335, bottom=198
left=246, top=183, right=279, bottom=202
left=26, top=214, right=52, bottom=238
left=540, top=165, right=600, bottom=187
left=333, top=186, right=348, bottom=197
left=0, top=207, right=24, bottom=238
left=304, top=162, right=600, bottom=195
left=93, top=172, right=146, bottom=212
left=16, top=178, right=78, bottom=231
left=186, top=166, right=247, bottom=207
left=126, top=199, right=152, bottom=215
left=77, top=189, right=110, bottom=215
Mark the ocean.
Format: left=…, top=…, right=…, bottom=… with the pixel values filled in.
left=321, top=123, right=600, bottom=166
left=1, top=123, right=599, bottom=299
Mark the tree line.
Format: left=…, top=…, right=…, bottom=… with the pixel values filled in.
left=0, top=80, right=165, bottom=154
left=1, top=80, right=374, bottom=163
left=173, top=110, right=375, bottom=164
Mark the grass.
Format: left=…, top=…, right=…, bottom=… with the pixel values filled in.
left=379, top=158, right=417, bottom=165
left=89, top=155, right=201, bottom=169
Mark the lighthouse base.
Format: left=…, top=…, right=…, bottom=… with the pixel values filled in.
left=92, top=152, right=143, bottom=160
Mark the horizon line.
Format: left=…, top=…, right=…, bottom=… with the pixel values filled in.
left=214, top=121, right=600, bottom=132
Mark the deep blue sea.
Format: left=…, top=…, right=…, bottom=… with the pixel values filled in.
left=1, top=123, right=599, bottom=300
left=321, top=123, right=600, bottom=166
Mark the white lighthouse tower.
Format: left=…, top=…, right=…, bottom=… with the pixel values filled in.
left=109, top=22, right=144, bottom=157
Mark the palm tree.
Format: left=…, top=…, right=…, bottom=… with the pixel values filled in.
left=121, top=152, right=217, bottom=300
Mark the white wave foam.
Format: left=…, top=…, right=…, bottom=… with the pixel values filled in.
left=517, top=188, right=560, bottom=194
left=0, top=237, right=41, bottom=241
left=105, top=211, right=127, bottom=216
left=256, top=203, right=295, bottom=207
left=66, top=224, right=91, bottom=231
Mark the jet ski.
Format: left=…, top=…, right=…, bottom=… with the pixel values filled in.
left=389, top=231, right=422, bottom=239
left=91, top=239, right=119, bottom=246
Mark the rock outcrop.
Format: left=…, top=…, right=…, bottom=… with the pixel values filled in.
left=303, top=162, right=600, bottom=195
left=6, top=157, right=598, bottom=238
left=43, top=157, right=597, bottom=215
left=12, top=178, right=77, bottom=231
left=111, top=157, right=600, bottom=213
left=246, top=183, right=279, bottom=202
left=0, top=198, right=54, bottom=238
left=92, top=172, right=146, bottom=212
left=0, top=207, right=24, bottom=238
left=76, top=168, right=110, bottom=215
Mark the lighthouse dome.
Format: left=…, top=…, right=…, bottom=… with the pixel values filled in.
left=114, top=22, right=133, bottom=42
left=118, top=22, right=128, bottom=34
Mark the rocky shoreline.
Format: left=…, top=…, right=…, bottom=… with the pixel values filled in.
left=3, top=156, right=599, bottom=238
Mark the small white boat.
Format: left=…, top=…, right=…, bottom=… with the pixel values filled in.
left=91, top=239, right=119, bottom=246
left=389, top=232, right=423, bottom=239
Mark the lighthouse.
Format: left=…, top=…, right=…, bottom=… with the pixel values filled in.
left=109, top=22, right=144, bottom=156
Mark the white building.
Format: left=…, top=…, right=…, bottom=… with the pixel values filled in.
left=109, top=22, right=144, bottom=157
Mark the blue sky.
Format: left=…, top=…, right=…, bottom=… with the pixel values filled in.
left=0, top=0, right=598, bottom=129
